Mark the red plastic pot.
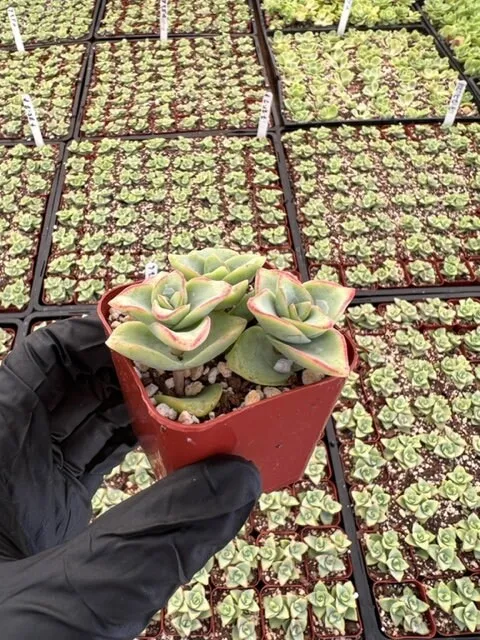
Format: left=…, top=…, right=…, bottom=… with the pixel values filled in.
left=98, top=284, right=357, bottom=493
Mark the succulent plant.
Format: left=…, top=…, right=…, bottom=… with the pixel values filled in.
left=427, top=578, right=480, bottom=633
left=295, top=488, right=342, bottom=526
left=398, top=481, right=439, bottom=524
left=258, top=490, right=299, bottom=530
left=264, top=592, right=309, bottom=640
left=91, top=485, right=130, bottom=517
left=334, top=403, right=374, bottom=439
left=378, top=586, right=430, bottom=636
left=304, top=444, right=328, bottom=485
left=352, top=485, right=391, bottom=527
left=216, top=589, right=259, bottom=640
left=304, top=530, right=351, bottom=578
left=166, top=584, right=211, bottom=637
left=308, top=581, right=358, bottom=634
left=377, top=397, right=415, bottom=432
left=215, top=538, right=258, bottom=588
left=456, top=514, right=480, bottom=559
left=258, top=535, right=307, bottom=585
left=365, top=531, right=410, bottom=581
left=227, top=268, right=354, bottom=384
left=349, top=440, right=386, bottom=483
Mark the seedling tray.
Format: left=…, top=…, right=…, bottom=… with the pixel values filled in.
left=277, top=122, right=480, bottom=296
left=33, top=131, right=297, bottom=310
left=262, top=25, right=480, bottom=129
left=75, top=35, right=274, bottom=139
left=0, top=0, right=102, bottom=50
left=0, top=141, right=65, bottom=317
left=0, top=43, right=90, bottom=144
left=0, top=318, right=22, bottom=360
left=325, top=291, right=480, bottom=640
left=94, top=0, right=258, bottom=38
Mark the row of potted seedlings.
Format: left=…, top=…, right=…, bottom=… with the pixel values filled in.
left=92, top=445, right=363, bottom=639
left=97, top=0, right=253, bottom=36
left=43, top=136, right=295, bottom=305
left=270, top=29, right=477, bottom=123
left=0, top=44, right=86, bottom=140
left=81, top=37, right=268, bottom=136
left=425, top=0, right=480, bottom=80
left=0, top=0, right=97, bottom=47
left=261, top=0, right=419, bottom=30
left=0, top=143, right=61, bottom=311
left=283, top=123, right=480, bottom=290
left=333, top=297, right=480, bottom=638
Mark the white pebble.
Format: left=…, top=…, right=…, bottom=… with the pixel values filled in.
left=165, top=377, right=175, bottom=390
left=178, top=411, right=200, bottom=425
left=302, top=370, right=324, bottom=385
left=208, top=411, right=216, bottom=419
left=220, top=381, right=229, bottom=389
left=208, top=367, right=219, bottom=384
left=111, top=320, right=121, bottom=328
left=185, top=381, right=204, bottom=397
left=274, top=358, right=293, bottom=374
left=264, top=386, right=282, bottom=398
left=244, top=390, right=264, bottom=406
left=134, top=361, right=150, bottom=373
left=190, top=366, right=204, bottom=381
left=156, top=403, right=178, bottom=420
left=145, top=383, right=159, bottom=397
left=218, top=361, right=232, bottom=378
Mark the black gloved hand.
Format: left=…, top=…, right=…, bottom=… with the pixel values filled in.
left=0, top=316, right=261, bottom=640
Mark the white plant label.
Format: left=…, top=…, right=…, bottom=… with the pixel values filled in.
left=7, top=7, right=24, bottom=52
left=442, top=79, right=467, bottom=127
left=145, top=262, right=159, bottom=279
left=257, top=91, right=273, bottom=138
left=160, top=0, right=168, bottom=41
left=22, top=94, right=44, bottom=147
left=337, top=0, right=353, bottom=36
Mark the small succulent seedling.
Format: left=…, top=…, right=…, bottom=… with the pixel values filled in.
left=427, top=578, right=480, bottom=632
left=308, top=581, right=358, bottom=634
left=264, top=592, right=309, bottom=640
left=166, top=584, right=212, bottom=637
left=304, top=530, right=351, bottom=578
left=259, top=534, right=307, bottom=585
left=352, top=485, right=390, bottom=527
left=258, top=490, right=299, bottom=530
left=216, top=589, right=259, bottom=640
left=215, top=538, right=258, bottom=588
left=365, top=531, right=409, bottom=581
left=378, top=586, right=430, bottom=636
left=295, top=489, right=342, bottom=526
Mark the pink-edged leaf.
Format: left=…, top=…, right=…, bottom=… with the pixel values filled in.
left=255, top=268, right=302, bottom=295
left=108, top=278, right=159, bottom=324
left=303, top=281, right=355, bottom=323
left=176, top=277, right=232, bottom=329
left=248, top=289, right=310, bottom=344
left=106, top=321, right=184, bottom=370
left=223, top=254, right=266, bottom=284
left=286, top=306, right=333, bottom=339
left=215, top=280, right=249, bottom=310
left=149, top=316, right=211, bottom=352
left=151, top=301, right=191, bottom=327
left=181, top=312, right=247, bottom=368
left=267, top=329, right=350, bottom=377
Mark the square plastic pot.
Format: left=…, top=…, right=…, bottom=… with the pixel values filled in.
left=98, top=284, right=357, bottom=493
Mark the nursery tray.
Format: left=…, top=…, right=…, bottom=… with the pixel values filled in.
left=75, top=34, right=275, bottom=139
left=262, top=25, right=480, bottom=129
left=33, top=131, right=297, bottom=310
left=0, top=141, right=65, bottom=318
left=0, top=43, right=90, bottom=144
left=94, top=0, right=258, bottom=38
left=0, top=318, right=22, bottom=360
left=325, top=290, right=480, bottom=640
left=0, top=0, right=102, bottom=50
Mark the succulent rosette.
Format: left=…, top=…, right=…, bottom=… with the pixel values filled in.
left=227, top=268, right=354, bottom=384
left=106, top=270, right=247, bottom=370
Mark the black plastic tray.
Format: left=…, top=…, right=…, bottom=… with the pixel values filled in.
left=32, top=130, right=296, bottom=311
left=0, top=43, right=90, bottom=144
left=0, top=140, right=65, bottom=318
left=74, top=34, right=276, bottom=140
left=326, top=287, right=480, bottom=640
left=94, top=0, right=258, bottom=38
left=0, top=0, right=103, bottom=51
left=260, top=23, right=480, bottom=129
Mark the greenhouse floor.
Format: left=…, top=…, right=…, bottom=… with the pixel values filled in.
left=1, top=0, right=479, bottom=637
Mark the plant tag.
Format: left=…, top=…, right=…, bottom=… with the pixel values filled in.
left=160, top=0, right=168, bottom=41
left=442, top=79, right=467, bottom=128
left=145, top=262, right=159, bottom=279
left=337, top=0, right=353, bottom=36
left=22, top=94, right=44, bottom=147
left=257, top=91, right=273, bottom=138
left=7, top=7, right=25, bottom=52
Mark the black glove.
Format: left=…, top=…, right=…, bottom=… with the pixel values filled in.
left=0, top=316, right=261, bottom=640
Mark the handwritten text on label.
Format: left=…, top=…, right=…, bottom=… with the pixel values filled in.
left=22, top=94, right=44, bottom=147
left=160, top=0, right=168, bottom=41
left=7, top=7, right=25, bottom=52
left=443, top=79, right=467, bottom=128
left=257, top=91, right=273, bottom=138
